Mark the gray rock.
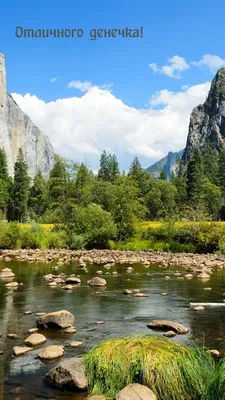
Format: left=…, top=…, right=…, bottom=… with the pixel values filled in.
left=65, top=277, right=81, bottom=284
left=87, top=277, right=107, bottom=287
left=0, top=53, right=54, bottom=178
left=183, top=68, right=225, bottom=164
left=13, top=346, right=33, bottom=356
left=147, top=320, right=189, bottom=334
left=39, top=345, right=64, bottom=360
left=116, top=383, right=157, bottom=400
left=36, top=310, right=75, bottom=329
left=24, top=333, right=47, bottom=346
left=46, top=356, right=87, bottom=391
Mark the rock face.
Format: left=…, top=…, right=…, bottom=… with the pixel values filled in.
left=116, top=384, right=157, bottom=400
left=0, top=53, right=54, bottom=177
left=147, top=150, right=183, bottom=179
left=183, top=68, right=225, bottom=164
left=46, top=356, right=87, bottom=391
left=36, top=310, right=75, bottom=329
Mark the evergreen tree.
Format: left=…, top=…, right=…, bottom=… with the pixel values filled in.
left=159, top=169, right=167, bottom=180
left=98, top=151, right=110, bottom=181
left=109, top=154, right=120, bottom=182
left=218, top=149, right=225, bottom=194
left=128, top=157, right=142, bottom=179
left=12, top=148, right=29, bottom=222
left=0, top=147, right=9, bottom=216
left=28, top=171, right=48, bottom=217
left=171, top=160, right=187, bottom=210
left=186, top=149, right=204, bottom=204
left=48, top=154, right=68, bottom=208
left=202, top=144, right=219, bottom=185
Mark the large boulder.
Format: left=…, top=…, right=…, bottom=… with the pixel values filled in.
left=36, top=310, right=74, bottom=329
left=116, top=384, right=157, bottom=400
left=39, top=345, right=64, bottom=360
left=87, top=277, right=107, bottom=287
left=46, top=356, right=87, bottom=391
left=147, top=320, right=189, bottom=334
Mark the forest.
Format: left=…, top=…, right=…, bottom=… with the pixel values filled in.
left=1, top=144, right=225, bottom=252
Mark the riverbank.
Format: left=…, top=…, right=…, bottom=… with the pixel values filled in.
left=1, top=248, right=225, bottom=270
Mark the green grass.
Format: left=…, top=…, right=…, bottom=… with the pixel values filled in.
left=84, top=335, right=215, bottom=400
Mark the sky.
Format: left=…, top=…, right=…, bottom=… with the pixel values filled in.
left=1, top=0, right=225, bottom=171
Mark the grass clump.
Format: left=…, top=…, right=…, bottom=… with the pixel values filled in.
left=84, top=335, right=215, bottom=400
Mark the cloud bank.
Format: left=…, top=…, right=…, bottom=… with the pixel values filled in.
left=11, top=79, right=210, bottom=169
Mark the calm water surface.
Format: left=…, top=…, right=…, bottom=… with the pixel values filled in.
left=1, top=260, right=225, bottom=399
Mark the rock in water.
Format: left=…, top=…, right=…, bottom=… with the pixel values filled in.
left=87, top=277, right=107, bottom=287
left=13, top=346, right=33, bottom=356
left=36, top=310, right=75, bottom=329
left=147, top=320, right=189, bottom=334
left=0, top=53, right=54, bottom=177
left=116, top=383, right=157, bottom=400
left=183, top=68, right=225, bottom=164
left=24, top=333, right=47, bottom=346
left=46, top=357, right=87, bottom=391
left=0, top=268, right=15, bottom=278
left=39, top=345, right=64, bottom=360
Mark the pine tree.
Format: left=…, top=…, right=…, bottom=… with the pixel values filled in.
left=98, top=151, right=110, bottom=180
left=128, top=157, right=142, bottom=179
left=202, top=144, right=219, bottom=185
left=109, top=154, right=120, bottom=182
left=159, top=169, right=167, bottom=180
left=28, top=171, right=48, bottom=217
left=186, top=148, right=204, bottom=203
left=12, top=148, right=29, bottom=222
left=48, top=155, right=68, bottom=209
left=218, top=149, right=225, bottom=194
left=0, top=147, right=9, bottom=216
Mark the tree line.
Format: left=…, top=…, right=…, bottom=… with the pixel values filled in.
left=0, top=144, right=225, bottom=241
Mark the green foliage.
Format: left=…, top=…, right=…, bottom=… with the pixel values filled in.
left=186, top=148, right=204, bottom=205
left=0, top=222, right=21, bottom=249
left=66, top=203, right=117, bottom=248
left=11, top=148, right=30, bottom=222
left=28, top=171, right=48, bottom=218
left=98, top=151, right=120, bottom=182
left=84, top=335, right=215, bottom=400
left=159, top=169, right=167, bottom=180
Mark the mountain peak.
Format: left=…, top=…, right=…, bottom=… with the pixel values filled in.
left=182, top=68, right=225, bottom=164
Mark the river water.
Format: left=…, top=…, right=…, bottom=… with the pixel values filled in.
left=1, top=260, right=225, bottom=399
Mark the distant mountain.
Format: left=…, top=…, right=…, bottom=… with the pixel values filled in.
left=183, top=68, right=225, bottom=164
left=146, top=150, right=183, bottom=179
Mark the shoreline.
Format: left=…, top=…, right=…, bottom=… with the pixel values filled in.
left=1, top=248, right=225, bottom=270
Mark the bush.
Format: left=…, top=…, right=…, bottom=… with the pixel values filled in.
left=0, top=222, right=21, bottom=249
left=84, top=335, right=215, bottom=400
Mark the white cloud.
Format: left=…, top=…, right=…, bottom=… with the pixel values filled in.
left=11, top=81, right=210, bottom=169
left=191, top=54, right=225, bottom=72
left=50, top=76, right=60, bottom=83
left=68, top=80, right=113, bottom=93
left=149, top=56, right=190, bottom=79
left=68, top=80, right=93, bottom=92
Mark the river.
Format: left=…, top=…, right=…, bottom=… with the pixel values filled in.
left=0, top=260, right=225, bottom=399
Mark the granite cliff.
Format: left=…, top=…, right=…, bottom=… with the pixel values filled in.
left=146, top=150, right=183, bottom=179
left=0, top=53, right=54, bottom=177
left=182, top=68, right=225, bottom=164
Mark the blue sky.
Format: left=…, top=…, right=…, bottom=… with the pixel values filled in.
left=1, top=0, right=225, bottom=170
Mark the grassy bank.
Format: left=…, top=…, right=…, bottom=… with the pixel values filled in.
left=84, top=335, right=215, bottom=400
left=2, top=220, right=225, bottom=254
left=111, top=220, right=225, bottom=254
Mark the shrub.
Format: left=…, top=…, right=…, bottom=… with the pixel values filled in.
left=0, top=222, right=21, bottom=249
left=84, top=335, right=215, bottom=400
